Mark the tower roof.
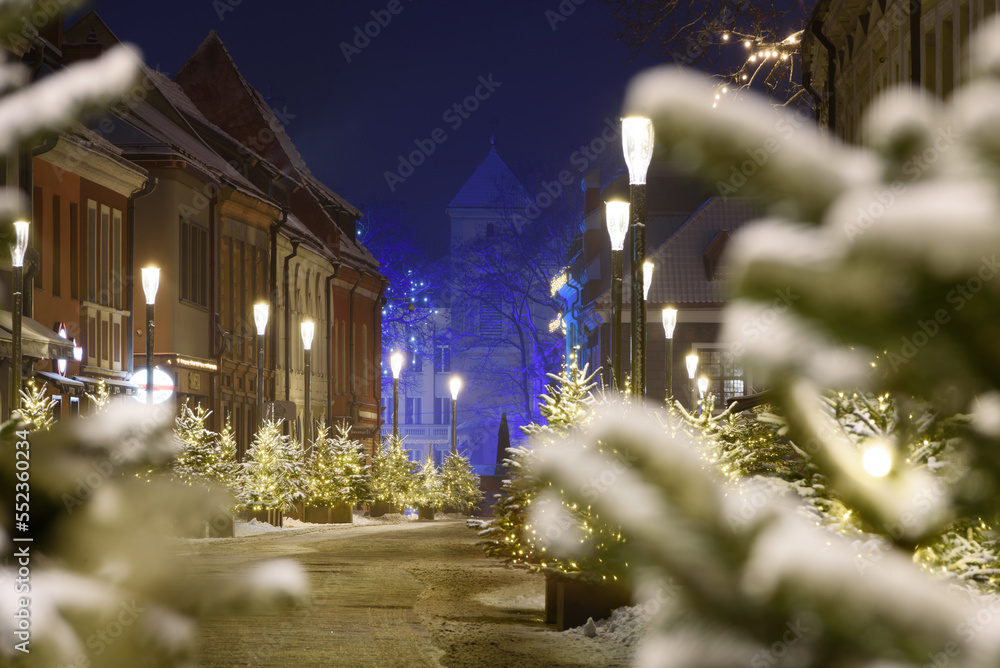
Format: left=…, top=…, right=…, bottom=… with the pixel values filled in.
left=447, top=144, right=532, bottom=210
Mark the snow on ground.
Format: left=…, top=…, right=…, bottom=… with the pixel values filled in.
left=563, top=604, right=653, bottom=648
left=235, top=511, right=473, bottom=536
left=235, top=518, right=283, bottom=536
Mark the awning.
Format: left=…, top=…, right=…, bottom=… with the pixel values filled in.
left=0, top=311, right=75, bottom=360
left=73, top=375, right=139, bottom=396
left=35, top=370, right=86, bottom=396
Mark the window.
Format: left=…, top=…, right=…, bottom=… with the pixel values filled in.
left=405, top=397, right=422, bottom=425
left=434, top=397, right=451, bottom=425
left=100, top=205, right=109, bottom=305
left=434, top=344, right=450, bottom=373
left=87, top=200, right=96, bottom=302
left=70, top=203, right=78, bottom=299
left=112, top=210, right=122, bottom=308
left=33, top=187, right=42, bottom=290
left=180, top=218, right=209, bottom=307
left=696, top=347, right=745, bottom=408
left=52, top=195, right=60, bottom=297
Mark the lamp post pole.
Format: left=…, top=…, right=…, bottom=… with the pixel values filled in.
left=698, top=376, right=709, bottom=417
left=449, top=376, right=461, bottom=455
left=662, top=307, right=677, bottom=404
left=605, top=202, right=629, bottom=392
left=686, top=353, right=699, bottom=414
left=623, top=118, right=654, bottom=399
left=10, top=221, right=28, bottom=417
left=141, top=267, right=160, bottom=406
left=390, top=352, right=403, bottom=439
left=254, top=303, right=269, bottom=428
left=301, top=320, right=314, bottom=450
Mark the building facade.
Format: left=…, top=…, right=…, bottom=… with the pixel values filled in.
left=802, top=0, right=998, bottom=141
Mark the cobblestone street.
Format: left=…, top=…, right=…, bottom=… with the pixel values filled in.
left=185, top=521, right=631, bottom=668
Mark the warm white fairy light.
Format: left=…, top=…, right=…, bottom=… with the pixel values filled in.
left=862, top=443, right=893, bottom=477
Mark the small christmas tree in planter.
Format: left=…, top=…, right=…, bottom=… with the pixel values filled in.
left=206, top=416, right=240, bottom=537
left=237, top=419, right=308, bottom=527
left=369, top=435, right=414, bottom=516
left=17, top=378, right=58, bottom=432
left=413, top=455, right=443, bottom=520
left=440, top=451, right=482, bottom=514
left=306, top=421, right=370, bottom=523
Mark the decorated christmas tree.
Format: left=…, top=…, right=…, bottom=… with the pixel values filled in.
left=237, top=419, right=308, bottom=513
left=85, top=378, right=111, bottom=415
left=412, top=455, right=443, bottom=510
left=528, top=18, right=1000, bottom=665
left=478, top=362, right=629, bottom=579
left=17, top=378, right=57, bottom=432
left=210, top=415, right=240, bottom=490
left=173, top=400, right=216, bottom=486
left=307, top=421, right=370, bottom=507
left=369, top=435, right=415, bottom=508
left=440, top=451, right=482, bottom=513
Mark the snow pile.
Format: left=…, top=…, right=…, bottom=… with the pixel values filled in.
left=235, top=519, right=283, bottom=536
left=564, top=605, right=652, bottom=648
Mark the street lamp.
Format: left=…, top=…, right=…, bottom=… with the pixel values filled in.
left=56, top=324, right=68, bottom=377
left=662, top=307, right=677, bottom=402
left=697, top=376, right=709, bottom=416
left=605, top=201, right=629, bottom=392
left=10, top=221, right=28, bottom=416
left=449, top=375, right=461, bottom=454
left=686, top=352, right=699, bottom=413
left=390, top=351, right=403, bottom=439
left=301, top=320, right=315, bottom=447
left=254, top=302, right=268, bottom=426
left=141, top=267, right=160, bottom=406
left=623, top=117, right=654, bottom=399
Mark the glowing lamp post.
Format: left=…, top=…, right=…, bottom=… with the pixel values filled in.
left=254, top=303, right=269, bottom=426
left=605, top=201, right=629, bottom=392
left=56, top=324, right=68, bottom=377
left=662, top=307, right=677, bottom=402
left=141, top=267, right=160, bottom=406
left=686, top=352, right=699, bottom=412
left=623, top=117, right=654, bottom=399
left=390, top=351, right=403, bottom=439
left=449, top=375, right=462, bottom=454
left=697, top=376, right=709, bottom=416
left=10, top=221, right=28, bottom=416
left=301, top=320, right=315, bottom=447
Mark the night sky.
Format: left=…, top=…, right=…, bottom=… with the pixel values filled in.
left=82, top=1, right=658, bottom=257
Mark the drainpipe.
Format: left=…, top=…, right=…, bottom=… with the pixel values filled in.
left=348, top=273, right=363, bottom=422
left=371, top=277, right=387, bottom=436
left=811, top=20, right=837, bottom=133
left=909, top=0, right=922, bottom=86
left=802, top=68, right=822, bottom=124
left=126, top=176, right=156, bottom=375
left=325, top=263, right=341, bottom=422
left=206, top=183, right=219, bottom=427
left=23, top=133, right=59, bottom=318
left=282, top=240, right=299, bottom=401
left=269, top=209, right=289, bottom=407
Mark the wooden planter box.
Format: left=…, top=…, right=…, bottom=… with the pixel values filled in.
left=418, top=506, right=435, bottom=521
left=545, top=573, right=630, bottom=631
left=207, top=509, right=235, bottom=538
left=370, top=501, right=402, bottom=517
left=329, top=503, right=353, bottom=524
left=304, top=506, right=330, bottom=524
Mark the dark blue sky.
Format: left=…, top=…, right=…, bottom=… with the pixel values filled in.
left=85, top=1, right=656, bottom=256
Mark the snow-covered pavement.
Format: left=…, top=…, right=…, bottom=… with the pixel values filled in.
left=180, top=519, right=633, bottom=667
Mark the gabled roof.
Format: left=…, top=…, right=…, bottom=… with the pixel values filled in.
left=448, top=142, right=532, bottom=210
left=601, top=197, right=763, bottom=306
left=176, top=31, right=361, bottom=218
